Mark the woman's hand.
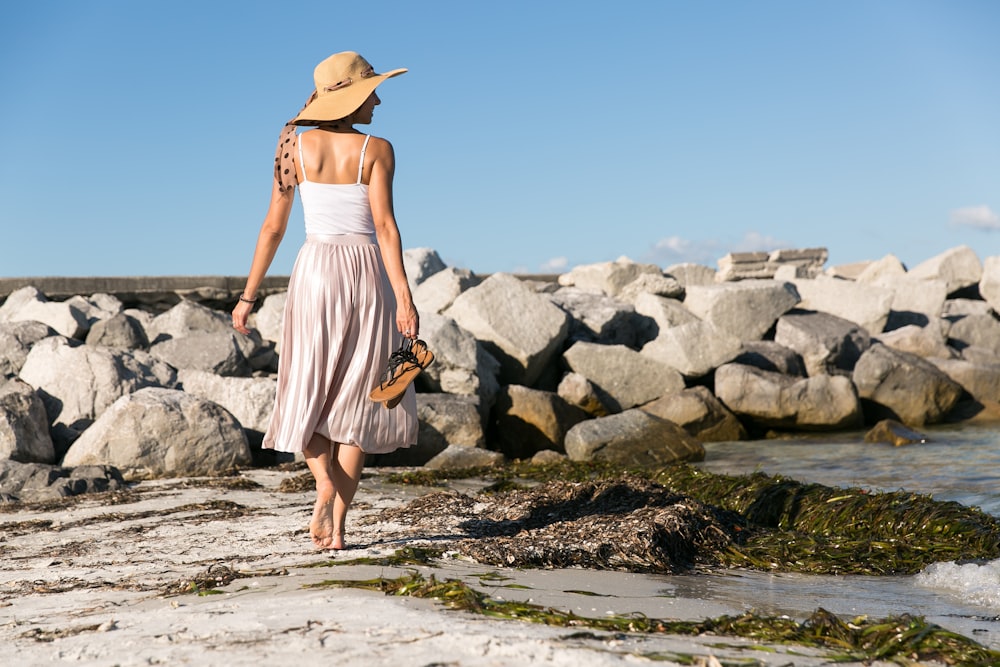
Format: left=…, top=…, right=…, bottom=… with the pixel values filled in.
left=232, top=299, right=254, bottom=336
left=398, top=302, right=419, bottom=340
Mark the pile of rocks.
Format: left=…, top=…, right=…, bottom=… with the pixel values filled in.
left=2, top=244, right=999, bottom=496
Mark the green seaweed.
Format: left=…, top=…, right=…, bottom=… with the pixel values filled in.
left=302, top=545, right=445, bottom=569
left=311, top=571, right=1000, bottom=666
left=654, top=465, right=1000, bottom=574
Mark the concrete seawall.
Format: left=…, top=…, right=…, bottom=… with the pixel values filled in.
left=0, top=276, right=292, bottom=310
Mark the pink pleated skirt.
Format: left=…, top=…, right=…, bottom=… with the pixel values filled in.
left=262, top=234, right=418, bottom=454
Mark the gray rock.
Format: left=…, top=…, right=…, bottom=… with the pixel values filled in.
left=825, top=260, right=873, bottom=280
left=85, top=312, right=149, bottom=350
left=947, top=314, right=1000, bottom=358
left=413, top=267, right=480, bottom=314
left=123, top=308, right=155, bottom=338
left=871, top=275, right=948, bottom=330
left=958, top=345, right=1000, bottom=366
left=556, top=371, right=608, bottom=416
left=632, top=293, right=699, bottom=345
left=855, top=254, right=907, bottom=283
left=373, top=393, right=485, bottom=467
left=424, top=444, right=505, bottom=470
left=0, top=379, right=55, bottom=463
left=556, top=257, right=663, bottom=297
left=0, top=460, right=125, bottom=503
left=852, top=344, right=964, bottom=426
left=683, top=280, right=800, bottom=341
left=863, top=419, right=928, bottom=446
left=0, top=286, right=89, bottom=339
left=549, top=287, right=641, bottom=347
left=147, top=298, right=235, bottom=342
left=774, top=310, right=871, bottom=377
left=252, top=292, right=287, bottom=349
left=62, top=387, right=252, bottom=480
left=876, top=324, right=955, bottom=360
left=640, top=321, right=742, bottom=378
left=715, top=251, right=772, bottom=281
left=927, top=357, right=1000, bottom=404
left=790, top=275, right=894, bottom=334
left=714, top=363, right=862, bottom=431
left=490, top=385, right=589, bottom=459
left=0, top=320, right=54, bottom=378
left=530, top=449, right=567, bottom=465
left=177, top=369, right=276, bottom=434
left=664, top=262, right=717, bottom=287
left=403, top=247, right=447, bottom=289
left=617, top=273, right=685, bottom=302
left=979, top=256, right=1000, bottom=314
left=563, top=342, right=684, bottom=412
left=150, top=331, right=252, bottom=377
left=641, top=386, right=746, bottom=442
left=564, top=409, right=705, bottom=466
left=65, top=293, right=123, bottom=328
left=444, top=273, right=570, bottom=386
left=18, top=337, right=177, bottom=429
left=418, top=313, right=500, bottom=421
left=942, top=298, right=994, bottom=318
left=732, top=341, right=806, bottom=376
left=908, top=245, right=982, bottom=295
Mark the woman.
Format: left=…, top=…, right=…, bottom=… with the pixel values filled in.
left=232, top=52, right=418, bottom=550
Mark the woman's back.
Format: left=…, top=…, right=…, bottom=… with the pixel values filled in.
left=297, top=129, right=375, bottom=236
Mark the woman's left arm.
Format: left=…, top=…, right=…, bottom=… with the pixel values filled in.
left=368, top=137, right=418, bottom=339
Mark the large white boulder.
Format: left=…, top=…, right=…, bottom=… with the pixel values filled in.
left=62, top=387, right=251, bottom=480
left=444, top=273, right=570, bottom=386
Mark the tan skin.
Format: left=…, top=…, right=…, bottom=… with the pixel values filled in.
left=232, top=91, right=417, bottom=550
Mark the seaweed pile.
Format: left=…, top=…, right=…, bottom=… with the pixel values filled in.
left=379, top=476, right=743, bottom=573
left=381, top=460, right=1000, bottom=576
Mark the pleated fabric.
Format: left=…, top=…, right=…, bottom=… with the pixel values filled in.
left=262, top=233, right=417, bottom=454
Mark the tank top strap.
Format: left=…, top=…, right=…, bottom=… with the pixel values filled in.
left=296, top=131, right=309, bottom=183
left=356, top=134, right=371, bottom=184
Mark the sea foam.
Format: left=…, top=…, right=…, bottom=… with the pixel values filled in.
left=914, top=558, right=1000, bottom=610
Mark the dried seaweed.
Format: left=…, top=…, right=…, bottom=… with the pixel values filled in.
left=379, top=476, right=744, bottom=573
left=162, top=563, right=288, bottom=596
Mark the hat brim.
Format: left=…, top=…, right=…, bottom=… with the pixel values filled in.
left=292, top=68, right=407, bottom=124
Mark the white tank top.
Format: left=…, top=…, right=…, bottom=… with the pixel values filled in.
left=298, top=133, right=376, bottom=236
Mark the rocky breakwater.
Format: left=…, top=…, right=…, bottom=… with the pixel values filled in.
left=2, top=244, right=1000, bottom=501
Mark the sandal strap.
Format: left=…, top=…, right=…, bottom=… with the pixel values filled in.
left=378, top=339, right=424, bottom=388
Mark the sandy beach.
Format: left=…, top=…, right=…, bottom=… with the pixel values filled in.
left=0, top=466, right=937, bottom=667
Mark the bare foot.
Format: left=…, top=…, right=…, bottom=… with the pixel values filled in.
left=309, top=480, right=336, bottom=549
left=331, top=532, right=346, bottom=550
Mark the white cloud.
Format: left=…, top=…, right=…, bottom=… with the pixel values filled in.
left=539, top=256, right=568, bottom=273
left=654, top=236, right=691, bottom=253
left=950, top=205, right=1000, bottom=230
left=733, top=231, right=788, bottom=253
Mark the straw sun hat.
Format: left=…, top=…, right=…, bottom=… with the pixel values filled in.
left=274, top=51, right=407, bottom=193
left=293, top=51, right=407, bottom=124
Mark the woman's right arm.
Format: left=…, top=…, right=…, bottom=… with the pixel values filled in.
left=232, top=179, right=294, bottom=334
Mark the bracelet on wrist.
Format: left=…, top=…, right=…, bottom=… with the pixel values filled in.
left=238, top=295, right=257, bottom=304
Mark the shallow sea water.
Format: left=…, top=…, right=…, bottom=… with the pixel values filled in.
left=689, top=423, right=1000, bottom=649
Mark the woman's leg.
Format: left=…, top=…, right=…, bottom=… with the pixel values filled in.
left=329, top=443, right=366, bottom=550
left=304, top=433, right=336, bottom=549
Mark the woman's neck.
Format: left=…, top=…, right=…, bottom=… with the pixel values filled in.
left=314, top=121, right=356, bottom=133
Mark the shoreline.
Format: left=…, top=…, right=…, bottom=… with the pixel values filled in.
left=1, top=466, right=996, bottom=666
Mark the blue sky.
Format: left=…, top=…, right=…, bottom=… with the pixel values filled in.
left=1, top=0, right=998, bottom=278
